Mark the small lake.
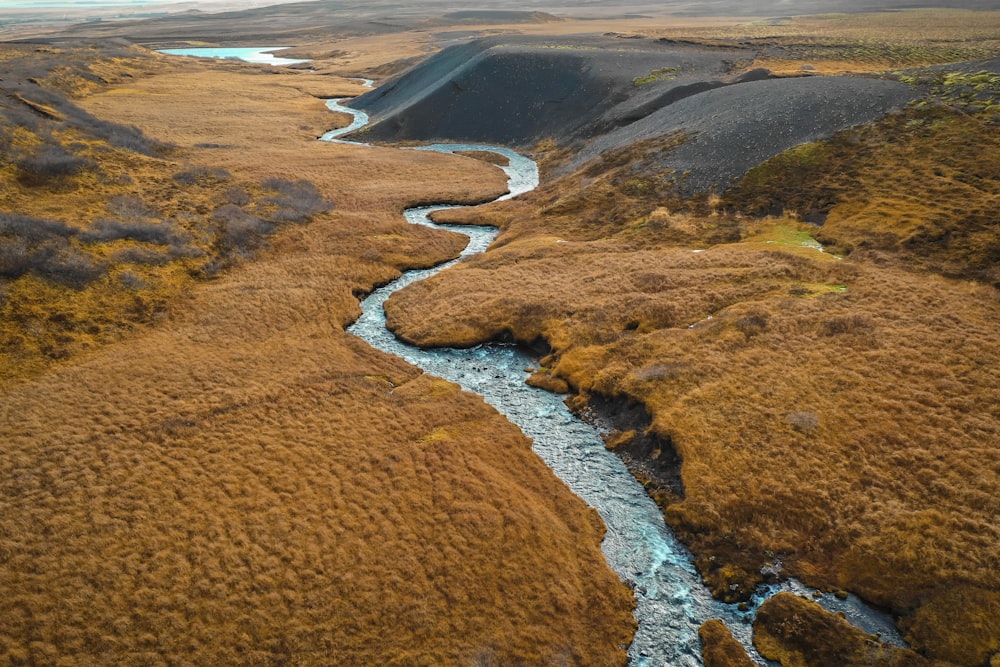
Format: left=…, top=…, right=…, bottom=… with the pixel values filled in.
left=158, top=47, right=309, bottom=66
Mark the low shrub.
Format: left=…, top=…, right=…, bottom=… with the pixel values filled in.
left=1, top=104, right=41, bottom=134
left=106, top=195, right=157, bottom=221
left=0, top=238, right=32, bottom=279
left=6, top=239, right=106, bottom=289
left=261, top=177, right=333, bottom=223
left=213, top=204, right=273, bottom=256
left=117, top=271, right=148, bottom=290
left=822, top=314, right=874, bottom=336
left=735, top=313, right=768, bottom=338
left=0, top=214, right=117, bottom=288
left=112, top=246, right=171, bottom=266
left=167, top=243, right=204, bottom=260
left=16, top=144, right=95, bottom=181
left=224, top=186, right=252, bottom=206
left=80, top=219, right=182, bottom=246
left=0, top=213, right=77, bottom=242
left=38, top=245, right=104, bottom=288
left=86, top=117, right=171, bottom=157
left=172, top=166, right=232, bottom=185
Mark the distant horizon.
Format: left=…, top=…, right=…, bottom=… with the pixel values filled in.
left=0, top=0, right=304, bottom=10
left=0, top=0, right=180, bottom=6
left=0, top=0, right=322, bottom=25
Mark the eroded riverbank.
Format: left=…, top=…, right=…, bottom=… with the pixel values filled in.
left=321, top=97, right=907, bottom=664
left=1, top=52, right=635, bottom=664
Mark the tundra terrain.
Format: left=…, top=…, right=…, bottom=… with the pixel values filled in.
left=376, top=9, right=1000, bottom=666
left=1, top=3, right=999, bottom=666
left=0, top=38, right=634, bottom=667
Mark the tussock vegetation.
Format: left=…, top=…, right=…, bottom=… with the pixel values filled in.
left=394, top=203, right=1000, bottom=667
left=699, top=620, right=754, bottom=667
left=0, top=44, right=345, bottom=383
left=645, top=10, right=1000, bottom=75
left=385, top=47, right=1000, bottom=664
left=726, top=106, right=1000, bottom=286
left=7, top=16, right=997, bottom=665
left=0, top=42, right=635, bottom=665
left=0, top=336, right=633, bottom=665
left=0, top=213, right=100, bottom=288
left=754, top=593, right=939, bottom=666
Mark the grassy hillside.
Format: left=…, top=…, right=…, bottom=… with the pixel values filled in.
left=0, top=42, right=636, bottom=665
left=635, top=10, right=1000, bottom=75
left=754, top=593, right=942, bottom=666
left=0, top=43, right=343, bottom=384
left=382, top=20, right=1000, bottom=665
left=726, top=76, right=1000, bottom=286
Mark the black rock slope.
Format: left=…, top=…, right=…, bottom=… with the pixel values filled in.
left=350, top=35, right=920, bottom=193
left=572, top=75, right=920, bottom=193
left=349, top=35, right=753, bottom=146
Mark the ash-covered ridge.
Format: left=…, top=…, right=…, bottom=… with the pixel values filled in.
left=349, top=34, right=921, bottom=193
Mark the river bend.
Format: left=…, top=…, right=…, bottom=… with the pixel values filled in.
left=321, top=96, right=904, bottom=666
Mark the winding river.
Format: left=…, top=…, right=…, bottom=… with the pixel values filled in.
left=155, top=41, right=909, bottom=660
left=319, top=96, right=904, bottom=665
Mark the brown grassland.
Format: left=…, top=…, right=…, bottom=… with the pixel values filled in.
left=644, top=10, right=1000, bottom=76
left=699, top=619, right=755, bottom=667
left=753, top=593, right=941, bottom=666
left=0, top=44, right=636, bottom=664
left=383, top=11, right=1000, bottom=666
left=4, top=9, right=1000, bottom=665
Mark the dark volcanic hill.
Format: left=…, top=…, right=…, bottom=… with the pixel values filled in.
left=350, top=35, right=754, bottom=147
left=349, top=35, right=920, bottom=192
left=568, top=75, right=919, bottom=194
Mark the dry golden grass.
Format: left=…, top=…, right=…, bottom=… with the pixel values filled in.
left=284, top=32, right=442, bottom=78
left=0, top=318, right=634, bottom=664
left=754, top=593, right=940, bottom=667
left=6, top=15, right=999, bottom=664
left=0, top=43, right=512, bottom=384
left=286, top=14, right=756, bottom=78
left=699, top=619, right=754, bottom=667
left=0, top=44, right=196, bottom=383
left=728, top=106, right=1000, bottom=287
left=641, top=10, right=1000, bottom=76
left=385, top=100, right=1000, bottom=665
left=620, top=8, right=1000, bottom=45
left=0, top=48, right=635, bottom=665
left=392, top=216, right=1000, bottom=667
left=78, top=64, right=513, bottom=211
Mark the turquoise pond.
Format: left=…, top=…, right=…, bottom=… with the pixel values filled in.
left=158, top=47, right=309, bottom=66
